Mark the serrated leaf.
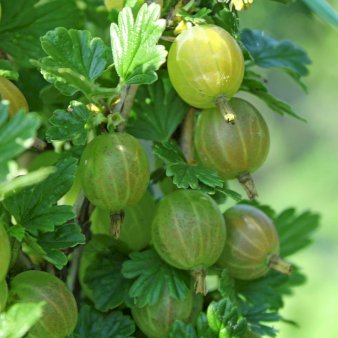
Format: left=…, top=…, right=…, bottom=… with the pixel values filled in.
left=3, top=158, right=77, bottom=233
left=169, top=321, right=197, bottom=338
left=241, top=29, right=311, bottom=89
left=84, top=251, right=131, bottom=312
left=0, top=167, right=54, bottom=201
left=0, top=102, right=40, bottom=164
left=37, top=223, right=85, bottom=269
left=236, top=269, right=306, bottom=311
left=303, top=0, right=338, bottom=29
left=213, top=7, right=239, bottom=35
left=274, top=209, right=320, bottom=257
left=240, top=71, right=304, bottom=120
left=126, top=72, right=188, bottom=142
left=74, top=305, right=135, bottom=338
left=46, top=101, right=91, bottom=145
left=207, top=298, right=248, bottom=337
left=110, top=3, right=167, bottom=85
left=0, top=302, right=44, bottom=338
left=153, top=141, right=224, bottom=190
left=122, top=249, right=191, bottom=307
left=0, top=0, right=82, bottom=68
left=37, top=28, right=111, bottom=96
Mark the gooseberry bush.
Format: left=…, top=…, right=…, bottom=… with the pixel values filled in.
left=1, top=0, right=332, bottom=337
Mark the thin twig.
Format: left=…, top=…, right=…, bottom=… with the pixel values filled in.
left=117, top=84, right=139, bottom=131
left=180, top=108, right=196, bottom=164
left=31, top=137, right=47, bottom=151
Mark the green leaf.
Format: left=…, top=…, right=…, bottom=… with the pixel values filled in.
left=36, top=28, right=111, bottom=96
left=236, top=269, right=306, bottom=311
left=0, top=0, right=83, bottom=68
left=0, top=167, right=55, bottom=201
left=122, top=249, right=191, bottom=307
left=303, top=0, right=338, bottom=28
left=37, top=223, right=85, bottom=269
left=178, top=8, right=212, bottom=25
left=240, top=29, right=311, bottom=88
left=153, top=141, right=224, bottom=190
left=46, top=101, right=91, bottom=145
left=213, top=7, right=239, bottom=35
left=0, top=102, right=40, bottom=164
left=240, top=71, right=305, bottom=120
left=3, top=158, right=77, bottom=233
left=0, top=302, right=44, bottom=338
left=74, top=305, right=135, bottom=338
left=126, top=72, right=188, bottom=142
left=84, top=250, right=131, bottom=312
left=196, top=313, right=217, bottom=338
left=169, top=321, right=197, bottom=338
left=274, top=208, right=320, bottom=257
left=240, top=303, right=280, bottom=337
left=0, top=60, right=19, bottom=80
left=110, top=3, right=167, bottom=85
left=207, top=298, right=248, bottom=337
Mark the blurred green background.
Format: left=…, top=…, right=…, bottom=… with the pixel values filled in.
left=234, top=1, right=338, bottom=337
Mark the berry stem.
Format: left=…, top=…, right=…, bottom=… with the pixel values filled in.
left=110, top=210, right=125, bottom=239
left=268, top=254, right=292, bottom=275
left=238, top=172, right=258, bottom=200
left=193, top=268, right=207, bottom=295
left=216, top=95, right=236, bottom=123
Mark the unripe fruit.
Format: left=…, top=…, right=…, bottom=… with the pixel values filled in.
left=104, top=0, right=124, bottom=11
left=195, top=98, right=269, bottom=180
left=79, top=133, right=150, bottom=212
left=168, top=25, right=244, bottom=109
left=0, top=77, right=29, bottom=116
left=132, top=287, right=194, bottom=338
left=9, top=271, right=78, bottom=338
left=217, top=205, right=292, bottom=280
left=91, top=191, right=155, bottom=252
left=152, top=190, right=226, bottom=294
left=0, top=222, right=10, bottom=282
left=194, top=98, right=270, bottom=199
left=0, top=279, right=8, bottom=312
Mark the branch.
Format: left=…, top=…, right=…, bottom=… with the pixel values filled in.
left=180, top=107, right=196, bottom=164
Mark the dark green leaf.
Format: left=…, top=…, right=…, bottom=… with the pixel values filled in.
left=169, top=321, right=197, bottom=338
left=240, top=71, right=305, bottom=120
left=122, top=249, right=191, bottom=307
left=153, top=141, right=185, bottom=163
left=213, top=7, right=239, bottom=35
left=84, top=251, right=131, bottom=312
left=0, top=0, right=83, bottom=68
left=196, top=313, right=217, bottom=338
left=303, top=0, right=338, bottom=28
left=3, top=158, right=77, bottom=233
left=37, top=223, right=85, bottom=269
left=0, top=102, right=40, bottom=164
left=111, top=3, right=167, bottom=85
left=275, top=208, right=320, bottom=257
left=75, top=305, right=135, bottom=338
left=207, top=298, right=248, bottom=337
left=126, top=72, right=188, bottom=142
left=241, top=29, right=311, bottom=88
left=153, top=141, right=224, bottom=190
left=236, top=269, right=306, bottom=311
left=37, top=28, right=110, bottom=96
left=46, top=101, right=91, bottom=145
